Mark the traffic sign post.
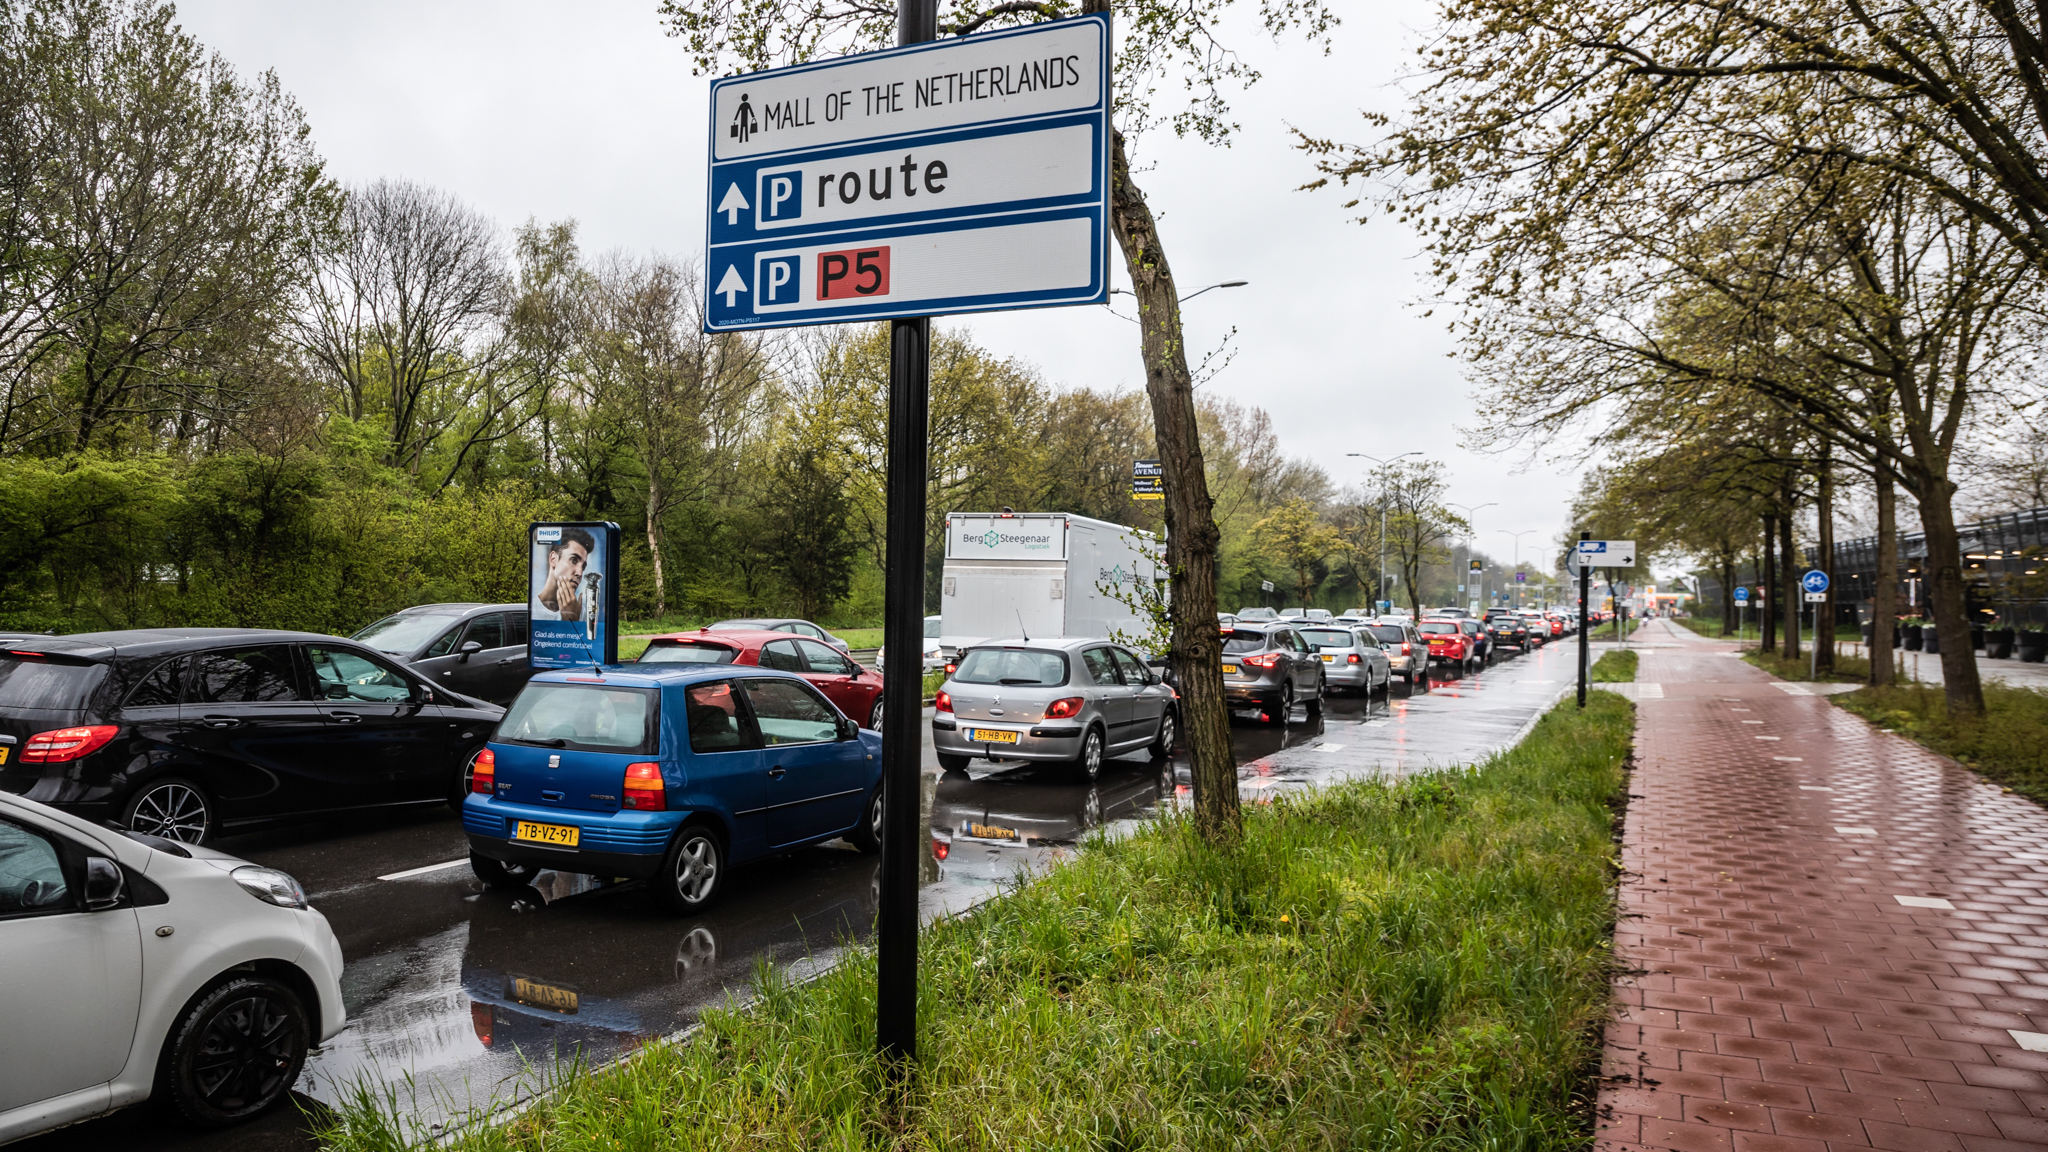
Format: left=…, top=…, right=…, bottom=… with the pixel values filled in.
left=1801, top=570, right=1829, bottom=682
left=703, top=14, right=1111, bottom=331
left=1733, top=585, right=1748, bottom=642
left=1576, top=532, right=1591, bottom=708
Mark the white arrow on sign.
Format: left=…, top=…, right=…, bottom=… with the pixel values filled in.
left=715, top=265, right=749, bottom=308
left=718, top=183, right=750, bottom=226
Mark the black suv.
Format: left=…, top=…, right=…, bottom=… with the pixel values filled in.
left=0, top=628, right=504, bottom=844
left=1485, top=612, right=1531, bottom=652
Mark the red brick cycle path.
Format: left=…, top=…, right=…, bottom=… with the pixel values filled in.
left=1598, top=621, right=2048, bottom=1152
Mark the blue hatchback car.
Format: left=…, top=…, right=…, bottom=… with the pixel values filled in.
left=462, top=664, right=884, bottom=914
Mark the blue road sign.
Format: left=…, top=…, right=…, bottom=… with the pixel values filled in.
left=704, top=15, right=1111, bottom=331
left=1800, top=569, right=1829, bottom=595
left=1733, top=586, right=1749, bottom=603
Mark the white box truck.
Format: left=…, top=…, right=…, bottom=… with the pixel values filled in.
left=939, top=512, right=1162, bottom=655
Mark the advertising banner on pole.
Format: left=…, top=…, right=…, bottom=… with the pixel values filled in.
left=1130, top=457, right=1163, bottom=500
left=528, top=522, right=621, bottom=668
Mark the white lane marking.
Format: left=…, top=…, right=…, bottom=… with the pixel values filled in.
left=378, top=858, right=471, bottom=881
left=1636, top=683, right=1664, bottom=698
left=1312, top=743, right=1347, bottom=751
left=2011, top=1030, right=2048, bottom=1052
left=1755, top=736, right=1781, bottom=741
left=1773, top=756, right=1803, bottom=762
left=1895, top=895, right=1955, bottom=910
left=1835, top=826, right=1877, bottom=836
left=1364, top=720, right=1390, bottom=728
left=1799, top=785, right=1833, bottom=791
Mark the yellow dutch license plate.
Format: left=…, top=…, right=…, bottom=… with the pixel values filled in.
left=969, top=822, right=1018, bottom=840
left=1220, top=663, right=1238, bottom=674
left=967, top=728, right=1019, bottom=744
left=514, top=820, right=579, bottom=847
left=0, top=746, right=8, bottom=764
left=510, top=977, right=579, bottom=1014
left=1320, top=654, right=1335, bottom=662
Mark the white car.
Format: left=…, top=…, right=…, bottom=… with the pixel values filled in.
left=0, top=791, right=344, bottom=1142
left=875, top=614, right=947, bottom=673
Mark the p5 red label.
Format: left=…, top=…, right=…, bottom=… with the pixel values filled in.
left=818, top=246, right=890, bottom=299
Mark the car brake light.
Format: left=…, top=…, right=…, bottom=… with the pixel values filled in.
left=470, top=748, right=495, bottom=794
left=1045, top=696, right=1084, bottom=719
left=932, top=838, right=950, bottom=861
left=21, top=725, right=118, bottom=763
left=944, top=662, right=957, bottom=674
left=1400, top=643, right=1411, bottom=654
left=1347, top=653, right=1360, bottom=663
left=471, top=1001, right=494, bottom=1046
left=935, top=689, right=952, bottom=713
left=622, top=762, right=665, bottom=810
left=1239, top=652, right=1281, bottom=669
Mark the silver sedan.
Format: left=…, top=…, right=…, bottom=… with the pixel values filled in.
left=1296, top=625, right=1393, bottom=695
left=933, top=638, right=1177, bottom=781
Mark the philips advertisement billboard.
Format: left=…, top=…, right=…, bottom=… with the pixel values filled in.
left=528, top=522, right=620, bottom=669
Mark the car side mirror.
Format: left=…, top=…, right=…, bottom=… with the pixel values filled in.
left=839, top=717, right=859, bottom=741
left=459, top=640, right=483, bottom=662
left=83, top=856, right=125, bottom=911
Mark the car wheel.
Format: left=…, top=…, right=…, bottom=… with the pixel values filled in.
left=1305, top=674, right=1325, bottom=716
left=1269, top=680, right=1294, bottom=724
left=470, top=851, right=540, bottom=889
left=867, top=697, right=885, bottom=732
left=936, top=751, right=972, bottom=773
left=656, top=824, right=726, bottom=915
left=849, top=785, right=883, bottom=854
left=1074, top=726, right=1105, bottom=781
left=160, top=976, right=309, bottom=1127
left=1148, top=709, right=1177, bottom=759
left=124, top=778, right=213, bottom=845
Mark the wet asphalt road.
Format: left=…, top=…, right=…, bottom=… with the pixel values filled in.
left=25, top=637, right=1585, bottom=1150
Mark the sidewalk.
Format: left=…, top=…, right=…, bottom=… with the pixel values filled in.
left=1599, top=619, right=2048, bottom=1152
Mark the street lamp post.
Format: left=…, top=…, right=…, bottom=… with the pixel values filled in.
left=1447, top=501, right=1496, bottom=611
left=1348, top=451, right=1421, bottom=614
left=1498, top=529, right=1536, bottom=609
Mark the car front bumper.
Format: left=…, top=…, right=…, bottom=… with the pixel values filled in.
left=932, top=716, right=1085, bottom=762
left=462, top=796, right=684, bottom=878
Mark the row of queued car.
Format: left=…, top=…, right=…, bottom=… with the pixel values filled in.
left=0, top=607, right=882, bottom=1143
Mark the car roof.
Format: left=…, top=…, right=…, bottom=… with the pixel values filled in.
left=389, top=602, right=520, bottom=616
left=0, top=627, right=353, bottom=662
left=525, top=663, right=811, bottom=690
left=959, top=636, right=1121, bottom=652
left=709, top=617, right=807, bottom=628
left=644, top=629, right=798, bottom=648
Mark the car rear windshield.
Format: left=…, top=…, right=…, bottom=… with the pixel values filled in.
left=0, top=655, right=105, bottom=712
left=498, top=683, right=659, bottom=754
left=1419, top=622, right=1460, bottom=635
left=1299, top=629, right=1354, bottom=648
left=637, top=641, right=738, bottom=665
left=1365, top=625, right=1408, bottom=643
left=951, top=648, right=1069, bottom=686
left=1221, top=629, right=1275, bottom=654
left=352, top=612, right=463, bottom=654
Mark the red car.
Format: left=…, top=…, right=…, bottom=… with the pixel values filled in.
left=1418, top=618, right=1476, bottom=671
left=635, top=628, right=887, bottom=730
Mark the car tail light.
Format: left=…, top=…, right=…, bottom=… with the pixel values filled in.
left=1400, top=643, right=1411, bottom=654
left=932, top=838, right=950, bottom=861
left=622, top=762, right=665, bottom=810
left=470, top=748, right=495, bottom=794
left=1347, top=654, right=1361, bottom=663
left=1045, top=696, right=1084, bottom=719
left=21, top=725, right=118, bottom=763
left=935, top=689, right=953, bottom=714
left=471, top=1001, right=494, bottom=1046
left=944, top=662, right=957, bottom=674
left=1239, top=652, right=1281, bottom=669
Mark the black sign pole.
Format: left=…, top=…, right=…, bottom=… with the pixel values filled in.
left=1576, top=531, right=1591, bottom=708
left=876, top=1, right=936, bottom=1076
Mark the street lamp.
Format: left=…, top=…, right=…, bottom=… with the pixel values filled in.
left=1109, top=280, right=1248, bottom=304
left=1447, top=501, right=1496, bottom=610
left=1498, top=529, right=1536, bottom=608
left=1348, top=451, right=1421, bottom=614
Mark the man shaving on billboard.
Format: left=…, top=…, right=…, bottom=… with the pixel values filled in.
left=534, top=527, right=595, bottom=621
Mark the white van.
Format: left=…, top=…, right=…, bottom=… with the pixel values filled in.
left=939, top=512, right=1160, bottom=655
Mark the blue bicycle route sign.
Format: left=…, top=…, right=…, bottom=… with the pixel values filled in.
left=1733, top=586, right=1749, bottom=603
left=704, top=14, right=1111, bottom=331
left=1800, top=569, right=1830, bottom=595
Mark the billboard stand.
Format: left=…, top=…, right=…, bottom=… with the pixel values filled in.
left=528, top=522, right=620, bottom=670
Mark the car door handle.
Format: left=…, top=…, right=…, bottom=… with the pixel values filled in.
left=768, top=767, right=786, bottom=777
left=329, top=712, right=362, bottom=724
left=200, top=715, right=241, bottom=729
left=496, top=657, right=523, bottom=665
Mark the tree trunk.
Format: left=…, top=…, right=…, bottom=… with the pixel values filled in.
left=646, top=478, right=667, bottom=619
left=1816, top=446, right=1835, bottom=673
left=1107, top=127, right=1239, bottom=845
left=1719, top=554, right=1736, bottom=634
left=1779, top=502, right=1800, bottom=661
left=1913, top=481, right=1986, bottom=718
left=1762, top=514, right=1778, bottom=652
left=1870, top=464, right=1897, bottom=687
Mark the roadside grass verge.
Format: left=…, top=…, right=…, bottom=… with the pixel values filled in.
left=1590, top=649, right=1637, bottom=682
left=1834, top=682, right=2048, bottom=806
left=833, top=627, right=885, bottom=649
left=1742, top=647, right=1871, bottom=684
left=320, top=695, right=1634, bottom=1152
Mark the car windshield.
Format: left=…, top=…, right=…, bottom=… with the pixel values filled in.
left=1299, top=629, right=1354, bottom=648
left=352, top=611, right=465, bottom=654
left=924, top=617, right=941, bottom=639
left=951, top=648, right=1069, bottom=686
left=1419, top=622, right=1460, bottom=635
left=638, top=642, right=738, bottom=665
left=0, top=656, right=105, bottom=711
left=1237, top=608, right=1276, bottom=620
left=1221, top=629, right=1275, bottom=654
left=498, top=683, right=659, bottom=753
left=1365, top=625, right=1408, bottom=643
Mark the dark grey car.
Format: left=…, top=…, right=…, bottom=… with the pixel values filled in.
left=1220, top=623, right=1325, bottom=722
left=352, top=603, right=533, bottom=704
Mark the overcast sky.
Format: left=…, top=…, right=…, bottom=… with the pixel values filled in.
left=176, top=0, right=1587, bottom=574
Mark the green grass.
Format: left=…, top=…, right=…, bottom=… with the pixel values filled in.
left=1741, top=647, right=1871, bottom=684
left=1834, top=682, right=2048, bottom=806
left=1590, top=649, right=1637, bottom=682
left=833, top=628, right=884, bottom=649
left=319, top=695, right=1635, bottom=1152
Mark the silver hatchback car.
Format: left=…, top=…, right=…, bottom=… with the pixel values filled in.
left=1295, top=624, right=1393, bottom=695
left=933, top=639, right=1176, bottom=781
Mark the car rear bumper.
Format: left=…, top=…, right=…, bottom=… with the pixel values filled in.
left=932, top=717, right=1084, bottom=762
left=463, top=796, right=683, bottom=878
left=1321, top=663, right=1372, bottom=686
